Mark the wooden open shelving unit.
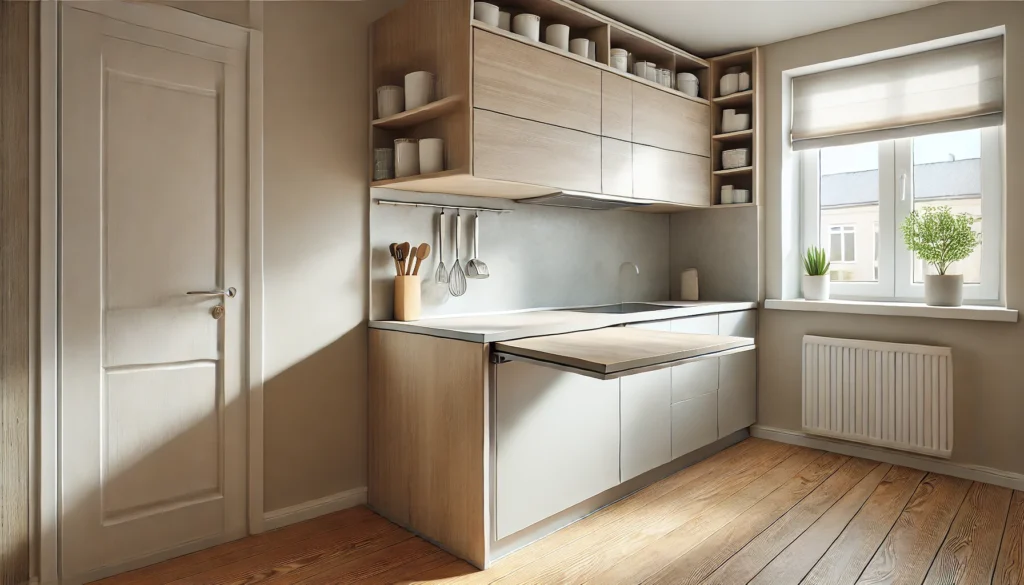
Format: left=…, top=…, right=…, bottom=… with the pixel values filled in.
left=707, top=48, right=761, bottom=207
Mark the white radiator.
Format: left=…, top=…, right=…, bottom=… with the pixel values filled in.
left=802, top=335, right=953, bottom=458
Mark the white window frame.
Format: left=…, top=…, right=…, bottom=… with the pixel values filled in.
left=800, top=127, right=1002, bottom=303
left=827, top=225, right=857, bottom=263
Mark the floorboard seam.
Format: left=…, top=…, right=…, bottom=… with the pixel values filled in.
left=921, top=481, right=974, bottom=584
left=852, top=471, right=927, bottom=584
left=988, top=489, right=1016, bottom=585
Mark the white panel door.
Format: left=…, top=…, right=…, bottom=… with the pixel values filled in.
left=671, top=392, right=718, bottom=459
left=719, top=351, right=758, bottom=437
left=620, top=369, right=671, bottom=481
left=60, top=5, right=247, bottom=581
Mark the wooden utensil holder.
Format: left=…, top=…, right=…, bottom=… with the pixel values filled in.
left=394, top=275, right=421, bottom=321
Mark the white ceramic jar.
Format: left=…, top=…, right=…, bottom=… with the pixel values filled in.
left=569, top=38, right=590, bottom=58
left=512, top=13, right=541, bottom=41
left=376, top=85, right=404, bottom=118
left=498, top=10, right=511, bottom=31
left=546, top=24, right=570, bottom=51
left=610, top=48, right=628, bottom=72
left=677, top=72, right=699, bottom=97
left=473, top=2, right=499, bottom=26
left=719, top=73, right=739, bottom=96
left=394, top=138, right=420, bottom=178
left=419, top=138, right=444, bottom=174
left=404, top=71, right=435, bottom=110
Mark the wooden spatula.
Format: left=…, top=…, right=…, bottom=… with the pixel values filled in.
left=389, top=243, right=401, bottom=276
left=398, top=242, right=411, bottom=275
left=413, top=243, right=431, bottom=275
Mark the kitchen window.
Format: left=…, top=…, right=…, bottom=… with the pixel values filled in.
left=800, top=127, right=1002, bottom=301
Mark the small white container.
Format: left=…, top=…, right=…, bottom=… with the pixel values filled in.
left=373, top=148, right=394, bottom=181
left=738, top=71, right=751, bottom=91
left=719, top=73, right=739, bottom=96
left=733, top=189, right=751, bottom=204
left=658, top=68, right=673, bottom=88
left=512, top=13, right=541, bottom=41
left=610, top=48, right=628, bottom=71
left=588, top=40, right=597, bottom=60
left=376, top=85, right=404, bottom=118
left=498, top=10, right=511, bottom=31
left=722, top=148, right=750, bottom=169
left=677, top=72, right=699, bottom=97
left=720, top=184, right=734, bottom=204
left=404, top=71, right=435, bottom=110
left=394, top=138, right=420, bottom=178
left=569, top=38, right=590, bottom=58
left=681, top=268, right=699, bottom=301
left=635, top=61, right=658, bottom=82
left=418, top=138, right=444, bottom=174
left=473, top=2, right=499, bottom=27
left=721, top=109, right=751, bottom=133
left=803, top=275, right=830, bottom=301
left=546, top=24, right=570, bottom=51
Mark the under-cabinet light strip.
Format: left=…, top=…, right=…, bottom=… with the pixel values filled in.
left=375, top=199, right=512, bottom=214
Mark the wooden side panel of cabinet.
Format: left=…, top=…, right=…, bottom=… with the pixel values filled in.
left=633, top=144, right=710, bottom=206
left=719, top=350, right=757, bottom=437
left=474, top=109, right=601, bottom=193
left=632, top=83, right=711, bottom=157
left=601, top=71, right=632, bottom=141
left=602, top=137, right=632, bottom=197
left=473, top=29, right=601, bottom=135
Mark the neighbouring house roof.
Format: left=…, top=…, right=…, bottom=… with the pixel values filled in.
left=821, top=158, right=981, bottom=208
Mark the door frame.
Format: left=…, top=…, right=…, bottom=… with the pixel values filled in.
left=38, top=2, right=265, bottom=582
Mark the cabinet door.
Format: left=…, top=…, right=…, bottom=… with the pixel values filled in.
left=719, top=310, right=756, bottom=339
left=633, top=144, right=710, bottom=206
left=718, top=351, right=756, bottom=438
left=474, top=29, right=601, bottom=135
left=672, top=359, right=718, bottom=403
left=602, top=137, right=632, bottom=197
left=602, top=72, right=632, bottom=141
left=475, top=109, right=601, bottom=193
left=620, top=369, right=671, bottom=482
left=671, top=392, right=718, bottom=459
left=632, top=84, right=710, bottom=157
left=495, top=362, right=620, bottom=539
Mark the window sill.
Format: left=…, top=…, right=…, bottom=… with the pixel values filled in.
left=764, top=298, right=1018, bottom=323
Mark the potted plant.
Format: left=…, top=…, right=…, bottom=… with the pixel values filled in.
left=803, top=246, right=831, bottom=300
left=900, top=205, right=980, bottom=307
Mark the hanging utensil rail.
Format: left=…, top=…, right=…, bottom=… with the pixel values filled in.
left=375, top=199, right=512, bottom=214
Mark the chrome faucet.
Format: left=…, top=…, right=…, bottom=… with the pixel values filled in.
left=618, top=262, right=639, bottom=304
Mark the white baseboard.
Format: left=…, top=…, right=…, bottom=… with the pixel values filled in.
left=751, top=425, right=1024, bottom=491
left=263, top=486, right=367, bottom=531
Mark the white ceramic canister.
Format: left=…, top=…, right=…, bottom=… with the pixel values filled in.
left=473, top=2, right=499, bottom=26
left=677, top=72, right=698, bottom=97
left=721, top=184, right=734, bottom=204
left=610, top=48, right=628, bottom=71
left=738, top=71, right=751, bottom=91
left=719, top=73, right=739, bottom=96
left=569, top=38, right=590, bottom=58
left=376, top=85, right=404, bottom=118
left=512, top=13, right=541, bottom=41
left=418, top=138, right=444, bottom=174
left=732, top=189, right=751, bottom=204
left=394, top=138, right=420, bottom=178
left=635, top=61, right=657, bottom=81
left=588, top=40, right=596, bottom=60
left=404, top=71, right=435, bottom=110
left=498, top=10, right=511, bottom=31
left=546, top=24, right=570, bottom=51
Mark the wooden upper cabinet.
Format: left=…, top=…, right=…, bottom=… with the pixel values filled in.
left=601, top=72, right=632, bottom=141
left=473, top=30, right=601, bottom=135
left=602, top=137, right=633, bottom=197
left=633, top=144, right=710, bottom=206
left=474, top=109, right=601, bottom=193
left=632, top=84, right=710, bottom=157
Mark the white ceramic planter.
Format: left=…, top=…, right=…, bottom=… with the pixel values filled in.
left=803, top=274, right=830, bottom=301
left=925, top=274, right=964, bottom=307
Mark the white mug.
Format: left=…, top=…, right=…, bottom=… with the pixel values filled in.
left=569, top=38, right=590, bottom=58
left=375, top=85, right=404, bottom=118
left=473, top=2, right=499, bottom=27
left=545, top=24, right=570, bottom=51
left=498, top=10, right=511, bottom=31
left=419, top=138, right=444, bottom=174
left=404, top=71, right=435, bottom=110
left=394, top=138, right=420, bottom=178
left=610, top=48, right=628, bottom=72
left=512, top=13, right=540, bottom=41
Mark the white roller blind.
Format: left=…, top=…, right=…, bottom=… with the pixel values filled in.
left=791, top=37, right=1003, bottom=151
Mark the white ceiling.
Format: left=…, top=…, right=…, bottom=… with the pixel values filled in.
left=575, top=1, right=946, bottom=56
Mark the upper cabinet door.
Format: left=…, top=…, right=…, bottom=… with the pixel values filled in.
left=632, top=84, right=710, bottom=157
left=601, top=72, right=632, bottom=141
left=633, top=144, right=710, bottom=206
left=474, top=109, right=602, bottom=193
left=474, top=30, right=601, bottom=135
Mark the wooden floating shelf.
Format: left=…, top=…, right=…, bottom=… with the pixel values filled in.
left=710, top=202, right=756, bottom=208
left=713, top=166, right=753, bottom=176
left=713, top=90, right=754, bottom=106
left=371, top=168, right=465, bottom=188
left=712, top=129, right=753, bottom=143
left=372, top=95, right=463, bottom=130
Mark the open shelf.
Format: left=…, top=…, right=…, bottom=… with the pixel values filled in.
left=712, top=129, right=753, bottom=143
left=713, top=90, right=754, bottom=107
left=710, top=202, right=756, bottom=209
left=713, top=166, right=753, bottom=176
left=372, top=95, right=464, bottom=130
left=371, top=168, right=466, bottom=189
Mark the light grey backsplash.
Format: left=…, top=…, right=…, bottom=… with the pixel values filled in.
left=370, top=189, right=670, bottom=320
left=670, top=206, right=759, bottom=302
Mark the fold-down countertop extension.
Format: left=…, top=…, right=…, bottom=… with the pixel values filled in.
left=494, top=327, right=754, bottom=380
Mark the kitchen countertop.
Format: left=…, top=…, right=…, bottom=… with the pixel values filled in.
left=368, top=301, right=758, bottom=343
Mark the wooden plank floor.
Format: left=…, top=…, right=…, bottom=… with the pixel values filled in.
left=92, top=439, right=1024, bottom=585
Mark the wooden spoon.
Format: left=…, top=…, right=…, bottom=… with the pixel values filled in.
left=413, top=243, right=431, bottom=275
left=397, top=242, right=411, bottom=275
left=388, top=243, right=401, bottom=276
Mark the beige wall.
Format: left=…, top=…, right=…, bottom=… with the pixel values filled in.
left=760, top=2, right=1024, bottom=475
left=262, top=0, right=404, bottom=512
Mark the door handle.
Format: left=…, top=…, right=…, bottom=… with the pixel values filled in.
left=186, top=287, right=237, bottom=298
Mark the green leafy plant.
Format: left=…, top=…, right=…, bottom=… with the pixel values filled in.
left=900, top=205, right=980, bottom=275
left=803, top=247, right=830, bottom=276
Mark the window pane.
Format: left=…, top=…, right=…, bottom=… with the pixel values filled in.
left=911, top=129, right=982, bottom=284
left=819, top=142, right=878, bottom=282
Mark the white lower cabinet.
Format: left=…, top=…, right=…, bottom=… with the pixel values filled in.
left=494, top=361, right=620, bottom=539
left=672, top=358, right=718, bottom=402
left=718, top=350, right=757, bottom=437
left=671, top=392, right=719, bottom=459
left=620, top=369, right=672, bottom=482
